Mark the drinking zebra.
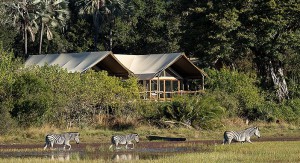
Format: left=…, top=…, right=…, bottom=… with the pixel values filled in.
left=43, top=132, right=80, bottom=150
left=223, top=126, right=260, bottom=144
left=109, top=133, right=139, bottom=150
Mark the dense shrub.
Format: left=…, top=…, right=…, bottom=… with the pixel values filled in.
left=11, top=72, right=52, bottom=127
left=141, top=95, right=225, bottom=130
left=0, top=45, right=19, bottom=133
left=16, top=66, right=142, bottom=128
left=206, top=68, right=265, bottom=120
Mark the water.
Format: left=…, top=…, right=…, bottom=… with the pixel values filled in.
left=0, top=142, right=211, bottom=161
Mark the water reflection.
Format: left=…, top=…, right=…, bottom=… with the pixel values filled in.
left=50, top=152, right=70, bottom=161
left=49, top=151, right=80, bottom=161
left=112, top=153, right=139, bottom=162
left=0, top=143, right=204, bottom=161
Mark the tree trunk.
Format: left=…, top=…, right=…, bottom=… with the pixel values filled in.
left=93, top=12, right=100, bottom=51
left=109, top=23, right=113, bottom=51
left=252, top=48, right=289, bottom=102
left=269, top=61, right=289, bottom=102
left=24, top=24, right=28, bottom=57
left=39, top=23, right=44, bottom=55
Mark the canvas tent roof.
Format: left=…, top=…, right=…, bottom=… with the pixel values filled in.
left=24, top=51, right=131, bottom=77
left=114, top=53, right=206, bottom=80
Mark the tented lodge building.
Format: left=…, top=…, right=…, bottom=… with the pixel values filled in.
left=25, top=51, right=207, bottom=100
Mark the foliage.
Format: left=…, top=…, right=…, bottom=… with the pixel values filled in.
left=11, top=71, right=52, bottom=127
left=112, top=0, right=181, bottom=54
left=32, top=0, right=70, bottom=54
left=0, top=45, right=19, bottom=133
left=65, top=18, right=94, bottom=52
left=12, top=65, right=142, bottom=128
left=179, top=0, right=300, bottom=101
left=0, top=1, right=300, bottom=130
left=206, top=68, right=264, bottom=120
left=141, top=95, right=225, bottom=130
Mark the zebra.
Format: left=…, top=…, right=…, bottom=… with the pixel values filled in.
left=109, top=133, right=139, bottom=150
left=43, top=132, right=80, bottom=150
left=223, top=126, right=260, bottom=144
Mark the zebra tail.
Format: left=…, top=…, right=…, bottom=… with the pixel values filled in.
left=109, top=136, right=115, bottom=150
left=223, top=131, right=228, bottom=144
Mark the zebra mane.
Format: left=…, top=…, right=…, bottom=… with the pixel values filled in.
left=244, top=126, right=258, bottom=135
left=66, top=132, right=79, bottom=138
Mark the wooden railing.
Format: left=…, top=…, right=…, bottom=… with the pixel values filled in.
left=140, top=90, right=205, bottom=101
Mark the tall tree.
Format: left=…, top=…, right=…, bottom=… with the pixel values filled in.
left=101, top=0, right=125, bottom=51
left=179, top=0, right=300, bottom=102
left=0, top=2, right=17, bottom=50
left=112, top=0, right=181, bottom=54
left=33, top=0, right=70, bottom=54
left=76, top=0, right=105, bottom=50
left=3, top=0, right=38, bottom=57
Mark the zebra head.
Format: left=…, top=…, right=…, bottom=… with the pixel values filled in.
left=133, top=133, right=139, bottom=143
left=254, top=127, right=260, bottom=138
left=72, top=132, right=80, bottom=144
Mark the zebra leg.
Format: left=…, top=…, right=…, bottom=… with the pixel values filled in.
left=50, top=142, right=54, bottom=150
left=116, top=143, right=120, bottom=150
left=222, top=139, right=226, bottom=145
left=246, top=137, right=252, bottom=143
left=228, top=139, right=232, bottom=144
left=43, top=143, right=48, bottom=150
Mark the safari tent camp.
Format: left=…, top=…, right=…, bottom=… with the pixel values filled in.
left=25, top=51, right=206, bottom=100
left=115, top=53, right=206, bottom=100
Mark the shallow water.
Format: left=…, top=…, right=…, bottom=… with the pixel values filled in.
left=0, top=142, right=208, bottom=161
left=1, top=137, right=298, bottom=161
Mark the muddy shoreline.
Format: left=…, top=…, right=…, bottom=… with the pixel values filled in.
left=1, top=137, right=299, bottom=150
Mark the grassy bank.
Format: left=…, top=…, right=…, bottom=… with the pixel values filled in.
left=0, top=120, right=299, bottom=144
left=138, top=141, right=300, bottom=163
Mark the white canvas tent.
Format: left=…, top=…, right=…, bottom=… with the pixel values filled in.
left=114, top=53, right=206, bottom=80
left=24, top=51, right=131, bottom=77
left=115, top=53, right=207, bottom=100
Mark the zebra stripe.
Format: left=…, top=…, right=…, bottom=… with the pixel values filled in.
left=43, top=132, right=80, bottom=150
left=109, top=133, right=139, bottom=150
left=223, top=126, right=260, bottom=144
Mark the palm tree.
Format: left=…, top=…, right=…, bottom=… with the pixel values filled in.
left=102, top=0, right=125, bottom=51
left=77, top=0, right=127, bottom=51
left=33, top=0, right=70, bottom=54
left=3, top=0, right=38, bottom=57
left=76, top=0, right=105, bottom=50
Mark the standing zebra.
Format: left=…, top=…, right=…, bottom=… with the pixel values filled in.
left=223, top=126, right=260, bottom=144
left=109, top=133, right=139, bottom=150
left=44, top=132, right=80, bottom=150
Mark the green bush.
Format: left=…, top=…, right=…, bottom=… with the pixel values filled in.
left=141, top=95, right=225, bottom=130
left=18, top=66, right=142, bottom=128
left=11, top=72, right=52, bottom=127
left=206, top=68, right=265, bottom=120
left=0, top=45, right=19, bottom=133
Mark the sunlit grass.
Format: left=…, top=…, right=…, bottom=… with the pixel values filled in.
left=135, top=141, right=300, bottom=163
